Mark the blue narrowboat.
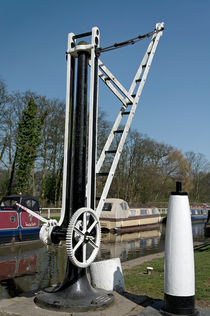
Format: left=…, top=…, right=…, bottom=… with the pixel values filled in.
left=0, top=195, right=40, bottom=243
left=191, top=209, right=208, bottom=222
left=162, top=208, right=208, bottom=224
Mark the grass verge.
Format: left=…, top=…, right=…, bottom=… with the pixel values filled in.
left=123, top=243, right=210, bottom=306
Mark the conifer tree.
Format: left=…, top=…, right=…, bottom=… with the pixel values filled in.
left=15, top=98, right=43, bottom=194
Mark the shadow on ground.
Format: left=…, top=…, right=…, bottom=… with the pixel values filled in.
left=122, top=291, right=164, bottom=310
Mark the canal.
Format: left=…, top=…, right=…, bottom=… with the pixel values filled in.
left=0, top=222, right=208, bottom=299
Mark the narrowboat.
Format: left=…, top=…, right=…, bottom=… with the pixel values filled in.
left=0, top=195, right=40, bottom=244
left=99, top=198, right=161, bottom=233
left=191, top=209, right=208, bottom=222
left=162, top=208, right=208, bottom=224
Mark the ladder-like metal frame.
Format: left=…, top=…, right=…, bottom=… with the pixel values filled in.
left=96, top=22, right=164, bottom=218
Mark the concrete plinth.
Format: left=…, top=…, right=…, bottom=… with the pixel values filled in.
left=0, top=291, right=144, bottom=316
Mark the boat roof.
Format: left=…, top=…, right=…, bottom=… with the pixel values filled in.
left=101, top=198, right=129, bottom=219
left=0, top=194, right=40, bottom=211
left=1, top=195, right=39, bottom=202
left=105, top=198, right=127, bottom=204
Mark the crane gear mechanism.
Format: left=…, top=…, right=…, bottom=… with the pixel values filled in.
left=16, top=203, right=58, bottom=245
left=66, top=208, right=101, bottom=268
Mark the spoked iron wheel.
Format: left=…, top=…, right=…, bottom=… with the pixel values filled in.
left=66, top=208, right=101, bottom=268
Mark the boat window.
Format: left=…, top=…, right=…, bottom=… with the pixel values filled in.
left=128, top=241, right=135, bottom=249
left=22, top=199, right=39, bottom=212
left=129, top=210, right=136, bottom=216
left=25, top=199, right=32, bottom=208
left=103, top=203, right=112, bottom=212
left=152, top=208, right=157, bottom=214
left=0, top=197, right=20, bottom=209
left=31, top=200, right=39, bottom=211
left=140, top=209, right=148, bottom=215
left=120, top=202, right=128, bottom=211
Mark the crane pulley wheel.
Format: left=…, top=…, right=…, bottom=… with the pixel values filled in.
left=66, top=207, right=101, bottom=268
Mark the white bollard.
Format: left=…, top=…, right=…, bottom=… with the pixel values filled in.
left=90, top=258, right=125, bottom=293
left=147, top=267, right=153, bottom=275
left=164, top=182, right=195, bottom=315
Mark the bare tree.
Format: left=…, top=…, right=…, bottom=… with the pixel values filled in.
left=185, top=151, right=210, bottom=202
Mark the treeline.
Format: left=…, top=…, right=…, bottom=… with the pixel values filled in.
left=0, top=79, right=210, bottom=206
left=0, top=80, right=64, bottom=206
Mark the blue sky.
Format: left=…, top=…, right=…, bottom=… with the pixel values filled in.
left=1, top=0, right=210, bottom=160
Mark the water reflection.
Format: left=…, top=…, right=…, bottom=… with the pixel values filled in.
left=0, top=222, right=207, bottom=299
left=192, top=222, right=206, bottom=239
left=0, top=241, right=67, bottom=299
left=98, top=227, right=164, bottom=262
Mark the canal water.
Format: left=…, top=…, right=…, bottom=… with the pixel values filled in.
left=0, top=222, right=208, bottom=299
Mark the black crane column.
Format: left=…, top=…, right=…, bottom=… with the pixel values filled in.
left=72, top=48, right=88, bottom=213
left=53, top=47, right=90, bottom=291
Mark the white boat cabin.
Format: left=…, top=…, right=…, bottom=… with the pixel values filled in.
left=100, top=198, right=160, bottom=219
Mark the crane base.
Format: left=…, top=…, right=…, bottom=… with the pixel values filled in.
left=34, top=271, right=114, bottom=312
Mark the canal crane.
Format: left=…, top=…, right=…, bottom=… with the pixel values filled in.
left=17, top=23, right=164, bottom=311
left=61, top=22, right=164, bottom=268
